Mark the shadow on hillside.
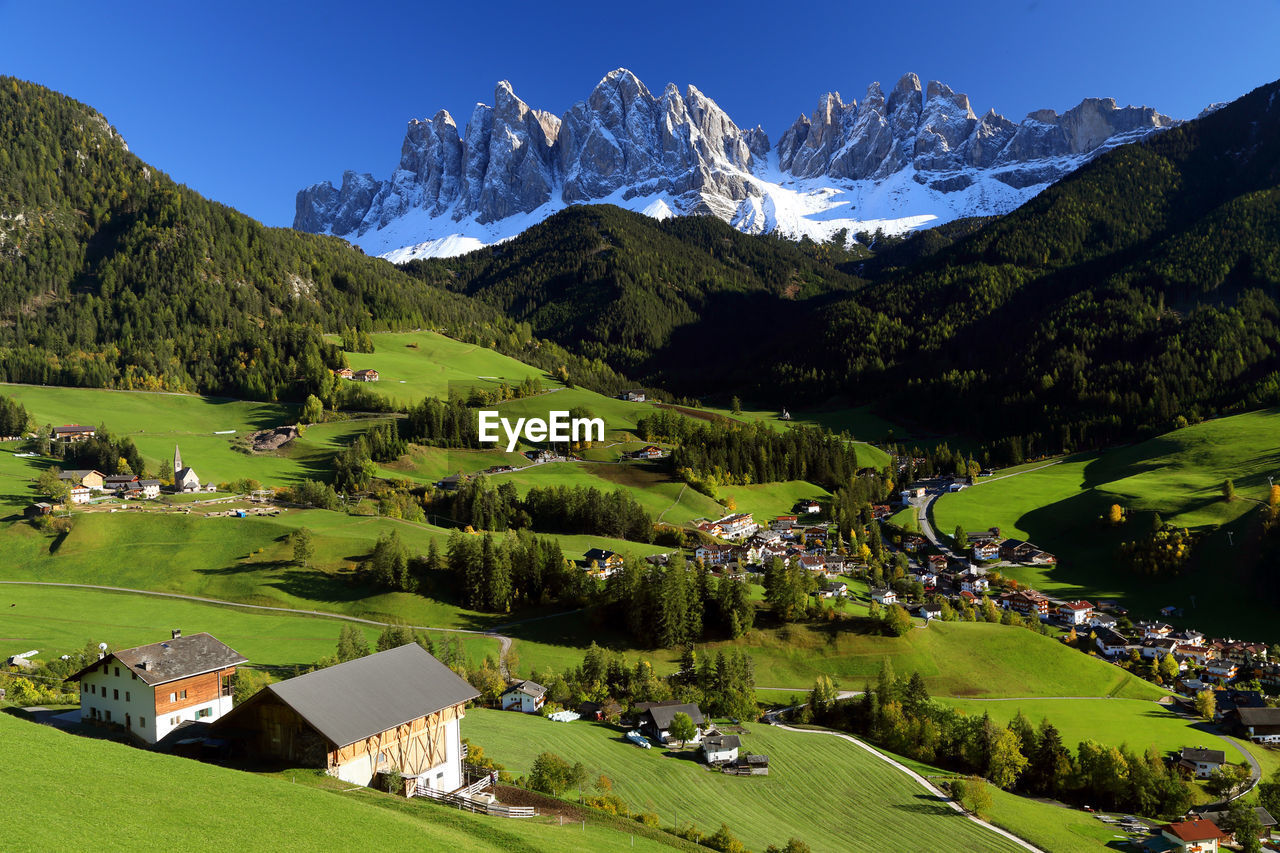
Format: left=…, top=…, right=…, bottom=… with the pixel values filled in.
left=890, top=794, right=962, bottom=818
left=197, top=559, right=294, bottom=576
left=267, top=569, right=371, bottom=604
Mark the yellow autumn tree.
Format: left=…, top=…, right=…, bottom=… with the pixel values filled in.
left=1107, top=504, right=1124, bottom=525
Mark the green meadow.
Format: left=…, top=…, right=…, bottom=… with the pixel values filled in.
left=0, top=713, right=689, bottom=853
left=0, top=507, right=665, bottom=631
left=938, top=697, right=1211, bottom=757
left=933, top=408, right=1280, bottom=639
left=331, top=330, right=550, bottom=407
left=0, top=583, right=500, bottom=672
left=508, top=613, right=1166, bottom=700
left=464, top=708, right=1026, bottom=853
left=0, top=382, right=383, bottom=487
left=717, top=480, right=832, bottom=522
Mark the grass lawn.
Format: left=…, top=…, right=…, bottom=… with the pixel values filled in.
left=0, top=583, right=500, bottom=673
left=938, top=697, right=1211, bottom=757
left=0, top=713, right=688, bottom=853
left=464, top=708, right=1026, bottom=853
left=933, top=408, right=1280, bottom=640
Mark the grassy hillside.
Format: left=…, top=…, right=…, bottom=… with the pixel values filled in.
left=512, top=613, right=1166, bottom=700
left=939, top=697, right=1208, bottom=757
left=0, top=383, right=379, bottom=488
left=0, top=713, right=688, bottom=853
left=329, top=330, right=551, bottom=408
left=0, top=507, right=664, bottom=629
left=464, top=708, right=1025, bottom=853
left=0, top=583, right=499, bottom=672
left=933, top=408, right=1280, bottom=638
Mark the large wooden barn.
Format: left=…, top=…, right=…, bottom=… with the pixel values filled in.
left=212, top=643, right=479, bottom=790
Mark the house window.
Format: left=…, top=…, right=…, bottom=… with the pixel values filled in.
left=179, top=689, right=188, bottom=700
left=113, top=689, right=119, bottom=700
left=105, top=710, right=112, bottom=722
left=114, top=667, right=119, bottom=677
left=195, top=708, right=212, bottom=719
left=89, top=684, right=95, bottom=695
left=140, top=717, right=146, bottom=728
left=169, top=692, right=177, bottom=703
left=170, top=716, right=179, bottom=726
left=125, top=692, right=130, bottom=702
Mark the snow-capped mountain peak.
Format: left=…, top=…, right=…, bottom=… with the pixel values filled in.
left=295, top=69, right=1176, bottom=259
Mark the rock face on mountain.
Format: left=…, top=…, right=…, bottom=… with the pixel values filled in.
left=295, top=69, right=1175, bottom=259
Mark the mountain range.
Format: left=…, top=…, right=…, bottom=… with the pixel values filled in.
left=294, top=69, right=1176, bottom=259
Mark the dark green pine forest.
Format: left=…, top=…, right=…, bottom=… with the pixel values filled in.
left=2, top=73, right=1279, bottom=461
left=0, top=76, right=629, bottom=401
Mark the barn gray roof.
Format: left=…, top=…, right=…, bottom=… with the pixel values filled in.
left=703, top=735, right=740, bottom=751
left=69, top=632, right=246, bottom=687
left=261, top=644, right=479, bottom=748
left=640, top=702, right=704, bottom=730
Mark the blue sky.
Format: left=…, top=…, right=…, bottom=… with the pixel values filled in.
left=2, top=0, right=1276, bottom=226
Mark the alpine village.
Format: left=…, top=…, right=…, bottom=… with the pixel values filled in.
left=3, top=9, right=1280, bottom=853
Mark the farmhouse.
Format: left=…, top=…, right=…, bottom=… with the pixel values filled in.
left=1177, top=747, right=1226, bottom=779
left=1088, top=612, right=1118, bottom=630
left=69, top=485, right=92, bottom=504
left=702, top=734, right=740, bottom=764
left=1057, top=600, right=1094, bottom=624
left=1095, top=627, right=1135, bottom=658
left=620, top=390, right=646, bottom=402
left=53, top=424, right=95, bottom=442
left=972, top=541, right=1001, bottom=561
left=716, top=513, right=758, bottom=540
left=870, top=587, right=897, bottom=606
left=103, top=474, right=140, bottom=492
left=334, top=367, right=354, bottom=379
left=799, top=500, right=821, bottom=514
left=213, top=643, right=478, bottom=790
left=901, top=536, right=925, bottom=553
left=1000, top=590, right=1050, bottom=618
left=636, top=701, right=704, bottom=745
left=68, top=631, right=246, bottom=745
left=501, top=680, right=546, bottom=714
left=352, top=369, right=380, bottom=382
left=1205, top=660, right=1238, bottom=683
left=633, top=445, right=663, bottom=460
left=819, top=581, right=848, bottom=599
left=136, top=479, right=162, bottom=499
left=1158, top=819, right=1225, bottom=853
left=58, top=469, right=105, bottom=491
left=1236, top=707, right=1280, bottom=744
left=583, top=548, right=624, bottom=571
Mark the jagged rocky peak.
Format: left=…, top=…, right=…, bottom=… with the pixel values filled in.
left=293, top=68, right=1176, bottom=259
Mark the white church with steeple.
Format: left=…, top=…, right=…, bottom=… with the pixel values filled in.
left=173, top=444, right=202, bottom=493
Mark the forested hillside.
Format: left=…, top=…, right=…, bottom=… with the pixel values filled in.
left=401, top=206, right=868, bottom=386
left=0, top=77, right=628, bottom=401
left=816, top=77, right=1280, bottom=458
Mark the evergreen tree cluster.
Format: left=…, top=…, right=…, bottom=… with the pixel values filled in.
left=444, top=528, right=582, bottom=612
left=602, top=555, right=755, bottom=646
left=638, top=411, right=868, bottom=489
left=0, top=394, right=30, bottom=436
left=445, top=475, right=654, bottom=542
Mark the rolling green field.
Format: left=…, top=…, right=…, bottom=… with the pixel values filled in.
left=0, top=382, right=385, bottom=488
left=938, top=697, right=1209, bottom=757
left=717, top=480, right=832, bottom=522
left=331, top=330, right=551, bottom=408
left=0, top=507, right=664, bottom=632
left=984, top=787, right=1120, bottom=852
left=0, top=583, right=500, bottom=672
left=0, top=712, right=689, bottom=853
left=511, top=613, right=1166, bottom=700
left=933, top=408, right=1280, bottom=639
left=464, top=708, right=1026, bottom=853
